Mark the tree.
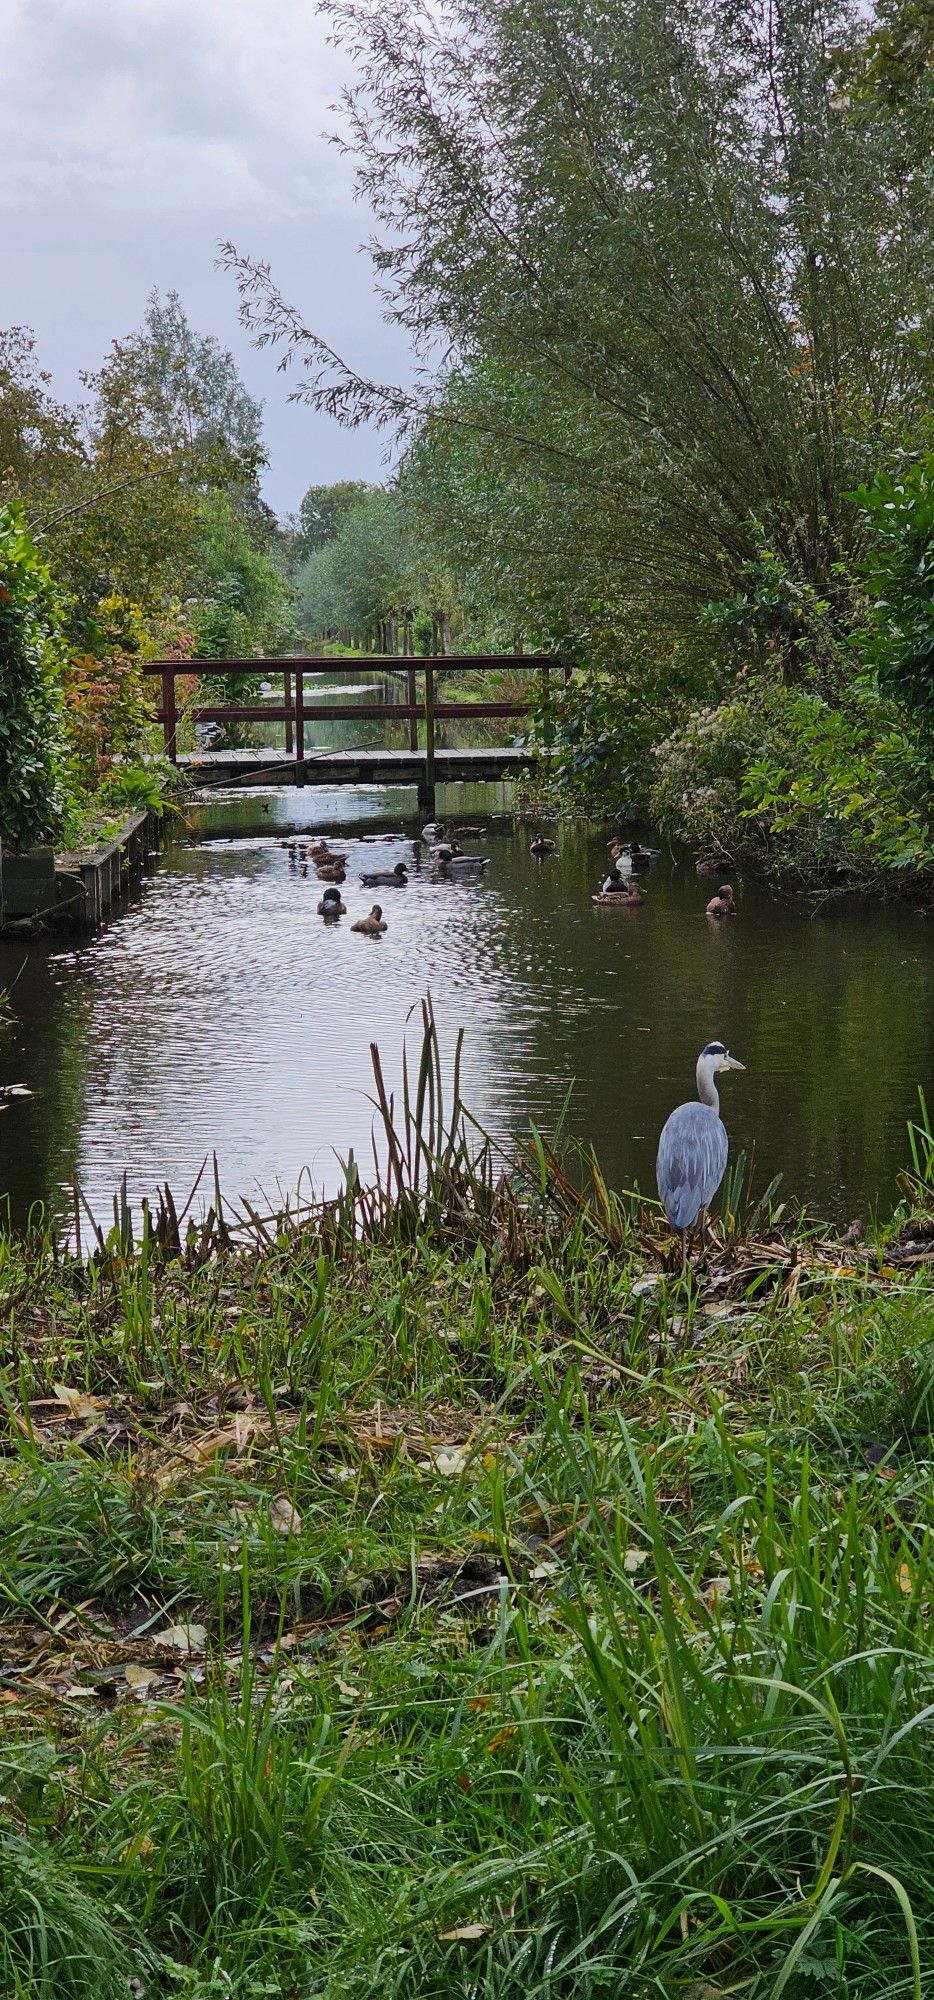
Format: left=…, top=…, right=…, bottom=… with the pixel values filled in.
left=296, top=480, right=376, bottom=558
left=0, top=503, right=70, bottom=850
left=117, top=290, right=265, bottom=485
left=297, top=488, right=414, bottom=648
left=225, top=0, right=934, bottom=660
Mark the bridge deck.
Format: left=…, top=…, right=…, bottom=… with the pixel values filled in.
left=178, top=745, right=536, bottom=788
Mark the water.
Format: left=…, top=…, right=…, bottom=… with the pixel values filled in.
left=1, top=775, right=933, bottom=1231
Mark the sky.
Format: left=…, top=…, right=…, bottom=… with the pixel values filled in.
left=2, top=0, right=412, bottom=516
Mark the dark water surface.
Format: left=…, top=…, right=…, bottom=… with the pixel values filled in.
left=1, top=783, right=932, bottom=1230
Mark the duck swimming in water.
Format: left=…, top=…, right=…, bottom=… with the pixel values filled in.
left=360, top=861, right=409, bottom=887
left=593, top=865, right=645, bottom=907
left=317, top=887, right=346, bottom=918
left=706, top=883, right=736, bottom=918
left=421, top=822, right=446, bottom=842
left=696, top=853, right=733, bottom=878
left=352, top=903, right=388, bottom=935
left=315, top=861, right=347, bottom=883
left=530, top=834, right=556, bottom=858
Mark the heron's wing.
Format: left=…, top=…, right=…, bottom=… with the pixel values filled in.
left=656, top=1105, right=728, bottom=1230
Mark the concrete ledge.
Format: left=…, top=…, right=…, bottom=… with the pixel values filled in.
left=0, top=810, right=161, bottom=934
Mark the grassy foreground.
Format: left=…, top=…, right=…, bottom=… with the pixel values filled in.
left=3, top=1022, right=934, bottom=1998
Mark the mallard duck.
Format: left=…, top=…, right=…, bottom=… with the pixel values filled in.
left=593, top=885, right=645, bottom=907
left=317, top=887, right=346, bottom=917
left=452, top=825, right=485, bottom=838
left=421, top=822, right=446, bottom=842
left=530, top=835, right=556, bottom=858
left=310, top=840, right=348, bottom=863
left=352, top=903, right=388, bottom=935
left=360, top=862, right=409, bottom=887
left=706, top=883, right=736, bottom=918
left=593, top=867, right=645, bottom=907
left=439, top=853, right=489, bottom=876
left=696, top=854, right=733, bottom=878
left=430, top=841, right=463, bottom=862
left=316, top=861, right=347, bottom=883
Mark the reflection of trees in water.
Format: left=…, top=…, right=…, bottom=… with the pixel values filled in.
left=0, top=945, right=90, bottom=1227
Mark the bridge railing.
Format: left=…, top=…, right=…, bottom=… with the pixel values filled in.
left=140, top=657, right=569, bottom=786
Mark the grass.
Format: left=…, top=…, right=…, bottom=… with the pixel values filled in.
left=2, top=1015, right=934, bottom=1997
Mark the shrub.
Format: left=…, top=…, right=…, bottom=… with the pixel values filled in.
left=652, top=677, right=934, bottom=885
left=62, top=595, right=155, bottom=790
left=0, top=502, right=71, bottom=850
left=852, top=456, right=934, bottom=722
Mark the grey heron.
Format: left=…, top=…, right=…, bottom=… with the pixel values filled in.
left=656, top=1042, right=746, bottom=1272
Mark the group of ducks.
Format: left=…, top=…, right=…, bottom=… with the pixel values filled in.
left=283, top=823, right=492, bottom=937
left=585, top=839, right=737, bottom=918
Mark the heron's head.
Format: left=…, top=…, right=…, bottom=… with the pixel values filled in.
left=701, top=1040, right=745, bottom=1074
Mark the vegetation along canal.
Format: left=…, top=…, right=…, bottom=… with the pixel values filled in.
left=1, top=780, right=931, bottom=1230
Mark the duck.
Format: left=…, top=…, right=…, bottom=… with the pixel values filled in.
left=352, top=903, right=388, bottom=935
left=610, top=840, right=658, bottom=870
left=315, top=861, right=347, bottom=884
left=452, top=825, right=486, bottom=838
left=706, top=883, right=736, bottom=918
left=310, top=840, right=348, bottom=864
left=317, top=887, right=346, bottom=918
left=696, top=853, right=733, bottom=878
left=530, top=834, right=556, bottom=858
left=421, top=822, right=446, bottom=842
left=360, top=861, right=409, bottom=887
left=593, top=866, right=645, bottom=907
left=437, top=852, right=490, bottom=876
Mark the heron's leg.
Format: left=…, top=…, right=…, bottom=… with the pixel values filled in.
left=698, top=1206, right=709, bottom=1250
left=680, top=1231, right=687, bottom=1278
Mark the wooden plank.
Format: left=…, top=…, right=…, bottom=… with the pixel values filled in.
left=140, top=654, right=552, bottom=676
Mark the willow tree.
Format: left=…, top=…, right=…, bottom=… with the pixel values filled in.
left=225, top=1, right=933, bottom=659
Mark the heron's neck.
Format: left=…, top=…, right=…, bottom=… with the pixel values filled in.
left=696, top=1058, right=719, bottom=1112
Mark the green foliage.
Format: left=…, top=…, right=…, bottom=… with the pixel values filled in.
left=4, top=1054, right=934, bottom=1995
left=297, top=487, right=413, bottom=645
left=296, top=478, right=376, bottom=558
left=0, top=502, right=70, bottom=850
left=852, top=456, right=934, bottom=721
left=653, top=676, right=934, bottom=884
left=192, top=491, right=294, bottom=696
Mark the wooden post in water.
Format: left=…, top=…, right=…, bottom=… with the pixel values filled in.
left=421, top=665, right=437, bottom=818
left=284, top=670, right=293, bottom=756
left=295, top=667, right=305, bottom=783
left=161, top=666, right=177, bottom=763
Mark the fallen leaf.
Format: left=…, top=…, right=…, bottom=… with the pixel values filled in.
left=485, top=1725, right=517, bottom=1755
left=124, top=1664, right=158, bottom=1694
left=623, top=1547, right=650, bottom=1573
left=433, top=1445, right=471, bottom=1476
left=154, top=1623, right=207, bottom=1655
left=269, top=1496, right=302, bottom=1536
left=898, top=1562, right=913, bottom=1595
left=438, top=1924, right=490, bottom=1942
left=705, top=1576, right=732, bottom=1606
left=336, top=1679, right=361, bottom=1699
left=52, top=1383, right=108, bottom=1421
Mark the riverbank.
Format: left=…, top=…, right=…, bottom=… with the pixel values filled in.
left=2, top=1025, right=934, bottom=1998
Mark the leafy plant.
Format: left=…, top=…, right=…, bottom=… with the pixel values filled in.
left=0, top=501, right=71, bottom=850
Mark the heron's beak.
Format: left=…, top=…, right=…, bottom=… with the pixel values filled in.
left=726, top=1055, right=746, bottom=1071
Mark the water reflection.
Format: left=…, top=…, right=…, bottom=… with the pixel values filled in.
left=0, top=791, right=932, bottom=1229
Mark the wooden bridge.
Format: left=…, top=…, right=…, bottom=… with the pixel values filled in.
left=142, top=657, right=566, bottom=813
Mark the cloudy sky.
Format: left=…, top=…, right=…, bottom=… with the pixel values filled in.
left=3, top=0, right=411, bottom=514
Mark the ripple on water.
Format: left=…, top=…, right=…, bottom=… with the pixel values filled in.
left=2, top=805, right=934, bottom=1227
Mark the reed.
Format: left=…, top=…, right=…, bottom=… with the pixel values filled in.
left=1, top=1010, right=932, bottom=1996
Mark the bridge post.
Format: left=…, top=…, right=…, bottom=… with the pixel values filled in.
left=407, top=666, right=417, bottom=752
left=161, top=667, right=177, bottom=763
left=419, top=664, right=437, bottom=818
left=284, top=670, right=293, bottom=756
left=295, top=667, right=305, bottom=784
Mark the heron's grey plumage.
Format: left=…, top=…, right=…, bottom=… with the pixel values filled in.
left=656, top=1043, right=745, bottom=1260
left=656, top=1103, right=729, bottom=1231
